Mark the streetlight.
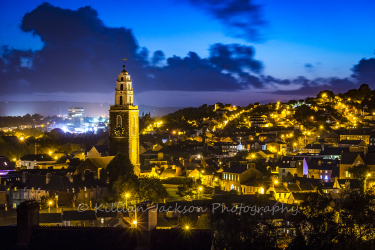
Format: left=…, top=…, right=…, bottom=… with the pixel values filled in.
left=125, top=193, right=130, bottom=209
left=198, top=186, right=203, bottom=200
left=48, top=200, right=53, bottom=213
left=55, top=195, right=58, bottom=209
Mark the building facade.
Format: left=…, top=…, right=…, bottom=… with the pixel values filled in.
left=109, top=64, right=140, bottom=175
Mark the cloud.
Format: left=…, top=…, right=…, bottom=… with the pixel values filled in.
left=209, top=43, right=263, bottom=73
left=146, top=51, right=254, bottom=91
left=304, top=63, right=313, bottom=69
left=152, top=50, right=165, bottom=65
left=1, top=3, right=374, bottom=101
left=0, top=3, right=145, bottom=95
left=186, top=0, right=265, bottom=41
left=352, top=58, right=375, bottom=85
left=274, top=77, right=359, bottom=96
left=0, top=3, right=265, bottom=95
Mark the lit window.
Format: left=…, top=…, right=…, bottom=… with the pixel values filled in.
left=324, top=175, right=328, bottom=180
left=320, top=175, right=322, bottom=179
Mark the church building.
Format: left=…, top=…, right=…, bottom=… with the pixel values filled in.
left=109, top=64, right=140, bottom=175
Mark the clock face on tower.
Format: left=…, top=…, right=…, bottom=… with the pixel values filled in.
left=114, top=125, right=124, bottom=137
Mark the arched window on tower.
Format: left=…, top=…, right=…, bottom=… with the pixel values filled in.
left=116, top=115, right=122, bottom=126
left=129, top=96, right=132, bottom=104
left=120, top=84, right=123, bottom=90
left=121, top=77, right=123, bottom=81
left=119, top=96, right=123, bottom=105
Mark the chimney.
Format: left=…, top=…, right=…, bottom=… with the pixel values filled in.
left=46, top=173, right=52, bottom=184
left=22, top=172, right=28, bottom=184
left=17, top=200, right=39, bottom=247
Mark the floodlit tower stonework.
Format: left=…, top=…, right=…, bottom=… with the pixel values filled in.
left=109, top=64, right=140, bottom=175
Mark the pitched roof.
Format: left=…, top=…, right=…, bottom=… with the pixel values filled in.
left=304, top=144, right=322, bottom=149
left=62, top=210, right=97, bottom=221
left=156, top=216, right=173, bottom=228
left=338, top=140, right=363, bottom=145
left=299, top=182, right=315, bottom=191
left=340, top=152, right=363, bottom=165
left=39, top=213, right=63, bottom=223
left=274, top=184, right=289, bottom=193
left=160, top=169, right=176, bottom=178
left=287, top=183, right=301, bottom=192
left=20, top=154, right=54, bottom=161
left=240, top=177, right=262, bottom=187
left=222, top=165, right=248, bottom=174
left=290, top=192, right=313, bottom=201
left=320, top=147, right=346, bottom=155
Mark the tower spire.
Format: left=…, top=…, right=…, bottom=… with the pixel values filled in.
left=109, top=61, right=140, bottom=176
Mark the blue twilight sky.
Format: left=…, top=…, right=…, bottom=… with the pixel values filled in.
left=0, top=0, right=375, bottom=107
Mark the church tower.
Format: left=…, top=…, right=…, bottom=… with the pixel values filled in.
left=109, top=64, right=140, bottom=175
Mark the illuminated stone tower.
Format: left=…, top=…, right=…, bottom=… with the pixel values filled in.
left=109, top=64, right=140, bottom=175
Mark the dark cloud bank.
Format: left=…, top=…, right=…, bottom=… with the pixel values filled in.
left=0, top=2, right=374, bottom=99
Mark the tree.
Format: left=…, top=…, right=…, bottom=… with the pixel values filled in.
left=112, top=175, right=139, bottom=201
left=112, top=176, right=169, bottom=203
left=289, top=193, right=337, bottom=249
left=138, top=178, right=169, bottom=202
left=106, top=153, right=138, bottom=188
left=349, top=164, right=370, bottom=193
left=177, top=180, right=197, bottom=200
left=210, top=203, right=278, bottom=249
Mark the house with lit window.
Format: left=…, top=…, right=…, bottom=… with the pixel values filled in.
left=240, top=177, right=265, bottom=194
left=17, top=154, right=55, bottom=169
left=265, top=141, right=287, bottom=156
left=221, top=163, right=262, bottom=192
left=288, top=192, right=312, bottom=205
left=338, top=130, right=371, bottom=145
left=3, top=171, right=107, bottom=209
left=303, top=143, right=323, bottom=154
left=278, top=156, right=308, bottom=180
left=307, top=159, right=337, bottom=182
left=339, top=152, right=364, bottom=179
